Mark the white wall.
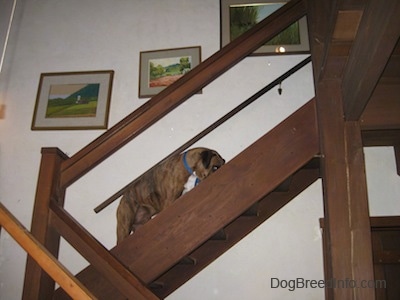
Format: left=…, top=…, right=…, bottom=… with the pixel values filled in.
left=0, top=1, right=398, bottom=299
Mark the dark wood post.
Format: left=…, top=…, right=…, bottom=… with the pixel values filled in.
left=316, top=80, right=375, bottom=300
left=22, top=148, right=68, bottom=299
left=307, top=0, right=377, bottom=298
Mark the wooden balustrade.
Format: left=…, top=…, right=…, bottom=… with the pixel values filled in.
left=10, top=0, right=399, bottom=298
left=49, top=201, right=158, bottom=299
left=21, top=0, right=308, bottom=298
left=0, top=203, right=96, bottom=300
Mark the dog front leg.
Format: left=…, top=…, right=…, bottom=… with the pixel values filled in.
left=116, top=198, right=135, bottom=244
left=131, top=206, right=154, bottom=232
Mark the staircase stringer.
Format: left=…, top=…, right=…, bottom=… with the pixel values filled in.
left=53, top=98, right=320, bottom=299
left=151, top=164, right=321, bottom=298
left=114, top=99, right=320, bottom=284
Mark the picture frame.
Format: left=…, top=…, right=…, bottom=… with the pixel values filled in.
left=139, top=46, right=201, bottom=98
left=31, top=70, right=114, bottom=130
left=220, top=0, right=309, bottom=55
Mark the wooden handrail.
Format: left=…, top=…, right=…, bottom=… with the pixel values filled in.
left=0, top=202, right=97, bottom=300
left=94, top=55, right=312, bottom=213
left=59, top=0, right=306, bottom=189
left=49, top=201, right=158, bottom=299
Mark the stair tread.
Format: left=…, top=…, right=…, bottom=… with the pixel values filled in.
left=149, top=167, right=320, bottom=297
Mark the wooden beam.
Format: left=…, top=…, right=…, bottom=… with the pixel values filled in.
left=374, top=250, right=400, bottom=264
left=360, top=83, right=400, bottom=130
left=361, top=129, right=400, bottom=147
left=22, top=148, right=68, bottom=299
left=315, top=79, right=375, bottom=300
left=342, top=0, right=400, bottom=120
left=332, top=10, right=362, bottom=42
left=370, top=216, right=400, bottom=228
left=321, top=216, right=400, bottom=230
left=380, top=39, right=400, bottom=82
left=0, top=203, right=96, bottom=300
left=306, top=0, right=339, bottom=81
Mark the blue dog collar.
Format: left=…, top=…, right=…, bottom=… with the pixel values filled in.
left=183, top=151, right=193, bottom=174
left=183, top=151, right=200, bottom=186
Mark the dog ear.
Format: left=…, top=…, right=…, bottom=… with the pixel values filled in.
left=201, top=150, right=214, bottom=169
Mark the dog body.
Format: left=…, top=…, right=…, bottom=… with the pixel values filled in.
left=116, top=147, right=224, bottom=243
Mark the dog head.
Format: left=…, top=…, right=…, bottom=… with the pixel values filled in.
left=189, top=148, right=225, bottom=180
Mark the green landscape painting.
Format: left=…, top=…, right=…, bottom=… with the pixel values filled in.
left=148, top=56, right=192, bottom=88
left=230, top=3, right=300, bottom=45
left=45, top=83, right=100, bottom=118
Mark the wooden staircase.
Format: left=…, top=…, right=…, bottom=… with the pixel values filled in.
left=21, top=0, right=400, bottom=299
left=23, top=1, right=313, bottom=298
left=53, top=98, right=320, bottom=299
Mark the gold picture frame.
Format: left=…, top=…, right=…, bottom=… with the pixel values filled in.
left=31, top=70, right=114, bottom=130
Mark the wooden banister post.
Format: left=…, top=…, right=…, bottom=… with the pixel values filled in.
left=314, top=79, right=375, bottom=300
left=307, top=0, right=375, bottom=298
left=0, top=203, right=97, bottom=300
left=23, top=148, right=68, bottom=300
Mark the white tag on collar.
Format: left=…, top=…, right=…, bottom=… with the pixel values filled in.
left=182, top=173, right=198, bottom=195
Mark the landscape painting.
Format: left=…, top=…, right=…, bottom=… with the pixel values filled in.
left=32, top=70, right=114, bottom=130
left=220, top=0, right=309, bottom=55
left=46, top=83, right=100, bottom=118
left=148, top=56, right=192, bottom=88
left=139, top=46, right=201, bottom=98
left=229, top=3, right=300, bottom=46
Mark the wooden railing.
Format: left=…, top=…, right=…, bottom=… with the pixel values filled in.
left=22, top=0, right=308, bottom=298
left=95, top=55, right=311, bottom=213
left=0, top=203, right=96, bottom=299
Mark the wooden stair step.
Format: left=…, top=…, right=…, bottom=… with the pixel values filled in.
left=178, top=256, right=196, bottom=265
left=273, top=176, right=293, bottom=192
left=147, top=281, right=164, bottom=290
left=210, top=229, right=227, bottom=241
left=302, top=156, right=321, bottom=169
left=149, top=166, right=320, bottom=298
left=241, top=202, right=259, bottom=217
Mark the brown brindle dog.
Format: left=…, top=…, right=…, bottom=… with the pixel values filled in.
left=116, top=147, right=225, bottom=244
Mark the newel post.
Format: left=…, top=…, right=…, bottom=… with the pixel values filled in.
left=22, top=148, right=69, bottom=300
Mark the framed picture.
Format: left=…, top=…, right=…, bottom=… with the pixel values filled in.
left=220, top=0, right=309, bottom=55
left=139, top=46, right=201, bottom=98
left=32, top=70, right=114, bottom=130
